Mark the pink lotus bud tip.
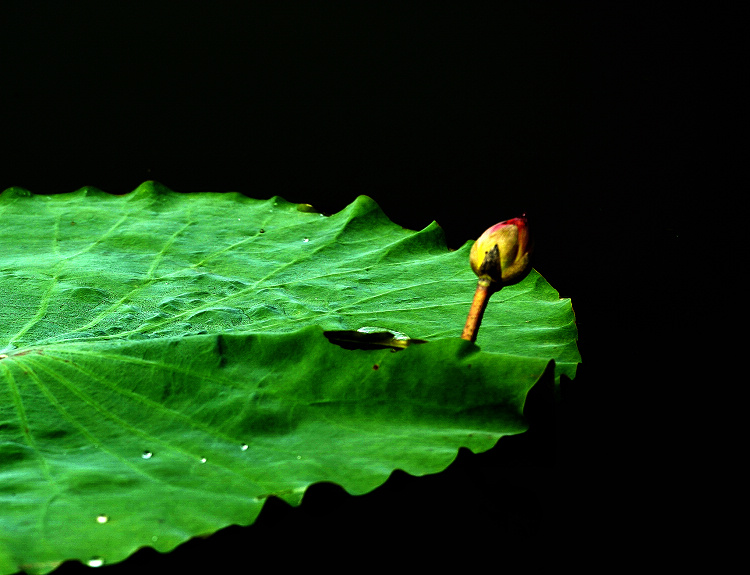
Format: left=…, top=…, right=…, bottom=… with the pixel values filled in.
left=469, top=215, right=533, bottom=285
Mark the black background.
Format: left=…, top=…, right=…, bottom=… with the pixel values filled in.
left=1, top=1, right=724, bottom=572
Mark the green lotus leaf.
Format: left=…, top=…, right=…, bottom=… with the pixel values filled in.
left=0, top=182, right=579, bottom=574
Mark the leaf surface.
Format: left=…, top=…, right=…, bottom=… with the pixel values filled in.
left=0, top=182, right=579, bottom=574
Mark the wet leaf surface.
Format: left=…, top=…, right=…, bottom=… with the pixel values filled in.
left=0, top=183, right=579, bottom=574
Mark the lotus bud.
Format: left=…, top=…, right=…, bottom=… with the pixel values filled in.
left=461, top=215, right=532, bottom=342
left=469, top=216, right=532, bottom=286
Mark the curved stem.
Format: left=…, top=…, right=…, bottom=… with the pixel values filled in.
left=460, top=277, right=494, bottom=342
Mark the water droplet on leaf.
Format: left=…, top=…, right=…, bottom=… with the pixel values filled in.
left=96, top=514, right=109, bottom=524
left=303, top=238, right=309, bottom=243
left=240, top=444, right=249, bottom=451
left=141, top=451, right=153, bottom=459
left=356, top=326, right=410, bottom=340
left=87, top=557, right=104, bottom=568
left=324, top=328, right=427, bottom=351
left=199, top=457, right=207, bottom=463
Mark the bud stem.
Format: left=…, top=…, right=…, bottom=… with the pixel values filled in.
left=461, top=277, right=494, bottom=343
